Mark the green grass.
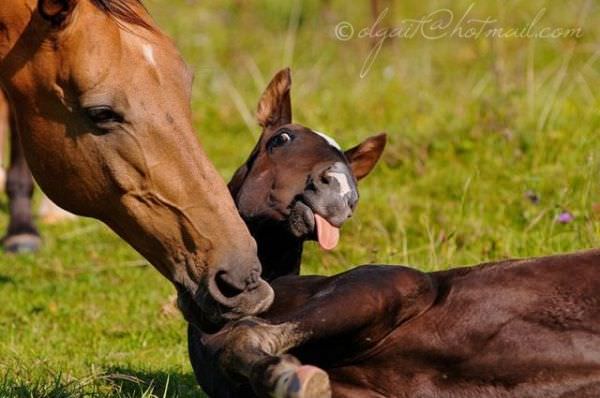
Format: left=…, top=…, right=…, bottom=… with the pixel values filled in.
left=1, top=0, right=599, bottom=396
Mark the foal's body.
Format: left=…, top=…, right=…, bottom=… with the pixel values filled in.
left=189, top=69, right=600, bottom=397
left=192, top=250, right=600, bottom=398
left=272, top=251, right=600, bottom=397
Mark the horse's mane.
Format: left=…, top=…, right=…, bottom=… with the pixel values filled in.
left=91, top=0, right=153, bottom=30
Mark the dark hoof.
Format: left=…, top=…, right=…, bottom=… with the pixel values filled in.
left=275, top=365, right=331, bottom=398
left=3, top=234, right=42, bottom=253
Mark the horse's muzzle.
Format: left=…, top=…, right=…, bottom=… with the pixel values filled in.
left=207, top=266, right=274, bottom=320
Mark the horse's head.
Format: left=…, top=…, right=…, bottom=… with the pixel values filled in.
left=230, top=69, right=386, bottom=260
left=0, top=0, right=273, bottom=324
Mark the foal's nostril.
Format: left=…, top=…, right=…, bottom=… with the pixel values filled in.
left=348, top=196, right=358, bottom=210
left=305, top=180, right=317, bottom=192
left=320, top=174, right=332, bottom=185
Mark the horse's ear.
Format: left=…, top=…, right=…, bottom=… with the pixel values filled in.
left=257, top=68, right=292, bottom=131
left=344, top=133, right=387, bottom=181
left=38, top=0, right=78, bottom=26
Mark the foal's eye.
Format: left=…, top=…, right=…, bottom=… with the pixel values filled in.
left=268, top=131, right=293, bottom=151
left=86, top=106, right=124, bottom=127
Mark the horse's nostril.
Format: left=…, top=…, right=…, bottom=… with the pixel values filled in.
left=206, top=263, right=273, bottom=317
left=245, top=270, right=260, bottom=289
left=215, top=271, right=245, bottom=299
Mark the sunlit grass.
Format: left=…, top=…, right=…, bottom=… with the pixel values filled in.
left=0, top=0, right=598, bottom=396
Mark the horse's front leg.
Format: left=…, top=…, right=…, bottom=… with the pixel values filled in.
left=2, top=116, right=40, bottom=253
left=0, top=91, right=8, bottom=190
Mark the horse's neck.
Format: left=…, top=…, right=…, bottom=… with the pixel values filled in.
left=0, top=2, right=26, bottom=50
left=248, top=221, right=304, bottom=282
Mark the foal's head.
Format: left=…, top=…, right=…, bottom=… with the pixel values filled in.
left=230, top=69, right=385, bottom=278
left=0, top=0, right=272, bottom=324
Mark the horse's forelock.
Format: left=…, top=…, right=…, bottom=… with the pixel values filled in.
left=90, top=0, right=154, bottom=30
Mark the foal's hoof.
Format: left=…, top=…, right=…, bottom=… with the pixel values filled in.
left=275, top=365, right=331, bottom=398
left=2, top=234, right=41, bottom=253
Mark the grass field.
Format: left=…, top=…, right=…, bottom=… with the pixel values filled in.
left=1, top=0, right=599, bottom=396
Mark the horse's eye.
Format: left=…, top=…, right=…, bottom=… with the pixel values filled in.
left=268, top=132, right=293, bottom=151
left=86, top=106, right=124, bottom=127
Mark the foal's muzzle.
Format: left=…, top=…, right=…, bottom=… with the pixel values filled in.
left=289, top=162, right=358, bottom=239
left=303, top=162, right=358, bottom=225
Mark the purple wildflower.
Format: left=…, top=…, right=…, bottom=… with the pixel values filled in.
left=555, top=211, right=574, bottom=224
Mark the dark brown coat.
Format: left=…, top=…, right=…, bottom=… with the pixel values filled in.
left=191, top=249, right=600, bottom=397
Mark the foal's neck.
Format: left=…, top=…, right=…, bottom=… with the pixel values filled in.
left=247, top=221, right=304, bottom=282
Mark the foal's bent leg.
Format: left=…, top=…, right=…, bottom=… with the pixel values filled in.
left=2, top=116, right=40, bottom=253
left=202, top=318, right=331, bottom=398
left=202, top=266, right=436, bottom=397
left=264, top=266, right=436, bottom=349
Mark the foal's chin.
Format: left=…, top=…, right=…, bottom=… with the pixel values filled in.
left=288, top=200, right=316, bottom=239
left=288, top=200, right=348, bottom=243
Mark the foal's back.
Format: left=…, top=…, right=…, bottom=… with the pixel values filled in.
left=323, top=249, right=600, bottom=397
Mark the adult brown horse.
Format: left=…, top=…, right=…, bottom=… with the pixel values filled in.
left=0, top=0, right=273, bottom=325
left=190, top=69, right=600, bottom=398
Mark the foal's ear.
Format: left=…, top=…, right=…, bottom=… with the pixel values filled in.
left=344, top=133, right=387, bottom=181
left=38, top=0, right=78, bottom=26
left=257, top=68, right=292, bottom=130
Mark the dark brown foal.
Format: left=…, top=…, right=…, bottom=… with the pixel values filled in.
left=196, top=250, right=600, bottom=398
left=187, top=68, right=386, bottom=397
left=188, top=71, right=600, bottom=398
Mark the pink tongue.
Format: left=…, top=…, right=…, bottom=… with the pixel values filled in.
left=314, top=214, right=340, bottom=251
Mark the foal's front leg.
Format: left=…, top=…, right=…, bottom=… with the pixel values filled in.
left=203, top=266, right=436, bottom=398
left=203, top=317, right=331, bottom=398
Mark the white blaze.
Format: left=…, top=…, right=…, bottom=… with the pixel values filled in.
left=143, top=44, right=156, bottom=66
left=313, top=130, right=341, bottom=150
left=327, top=171, right=352, bottom=196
